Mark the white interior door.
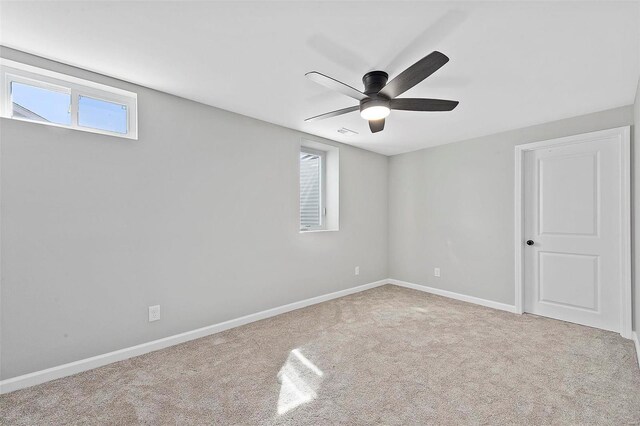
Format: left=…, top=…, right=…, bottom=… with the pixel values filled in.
left=523, top=129, right=628, bottom=333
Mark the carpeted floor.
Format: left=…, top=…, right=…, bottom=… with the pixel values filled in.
left=1, top=284, right=639, bottom=425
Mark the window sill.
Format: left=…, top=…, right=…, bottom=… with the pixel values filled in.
left=299, top=228, right=339, bottom=234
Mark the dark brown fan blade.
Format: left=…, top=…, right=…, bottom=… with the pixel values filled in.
left=369, top=118, right=385, bottom=133
left=306, top=71, right=367, bottom=101
left=390, top=98, right=459, bottom=111
left=304, top=105, right=359, bottom=122
left=379, top=51, right=449, bottom=99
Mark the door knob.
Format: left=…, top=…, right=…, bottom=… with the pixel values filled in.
left=526, top=240, right=534, bottom=246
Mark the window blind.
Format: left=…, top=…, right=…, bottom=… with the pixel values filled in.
left=300, top=151, right=321, bottom=229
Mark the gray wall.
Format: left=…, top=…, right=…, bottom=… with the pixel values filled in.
left=0, top=48, right=389, bottom=379
left=1, top=45, right=637, bottom=382
left=389, top=106, right=634, bottom=305
left=635, top=78, right=640, bottom=335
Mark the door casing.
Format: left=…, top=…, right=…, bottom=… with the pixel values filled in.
left=514, top=126, right=631, bottom=338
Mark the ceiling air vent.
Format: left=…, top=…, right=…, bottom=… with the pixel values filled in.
left=337, top=127, right=358, bottom=136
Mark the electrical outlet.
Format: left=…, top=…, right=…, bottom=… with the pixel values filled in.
left=355, top=266, right=360, bottom=276
left=148, top=305, right=160, bottom=322
left=434, top=267, right=441, bottom=277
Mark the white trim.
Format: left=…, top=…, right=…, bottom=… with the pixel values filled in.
left=619, top=129, right=632, bottom=339
left=632, top=332, right=640, bottom=369
left=514, top=126, right=632, bottom=338
left=388, top=279, right=517, bottom=313
left=0, top=279, right=388, bottom=394
left=514, top=145, right=524, bottom=314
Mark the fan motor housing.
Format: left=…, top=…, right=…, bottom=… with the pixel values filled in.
left=359, top=97, right=390, bottom=114
left=362, top=71, right=389, bottom=95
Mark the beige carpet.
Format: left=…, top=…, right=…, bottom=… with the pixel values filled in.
left=1, top=284, right=639, bottom=425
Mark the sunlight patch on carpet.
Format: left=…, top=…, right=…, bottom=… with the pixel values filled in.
left=277, top=348, right=324, bottom=415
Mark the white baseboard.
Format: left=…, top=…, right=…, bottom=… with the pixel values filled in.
left=0, top=279, right=521, bottom=394
left=0, top=279, right=389, bottom=394
left=389, top=279, right=518, bottom=313
left=1, top=275, right=628, bottom=394
left=633, top=332, right=640, bottom=369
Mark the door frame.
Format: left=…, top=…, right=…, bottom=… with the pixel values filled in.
left=514, top=126, right=631, bottom=338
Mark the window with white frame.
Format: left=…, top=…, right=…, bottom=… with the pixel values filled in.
left=300, top=147, right=326, bottom=231
left=0, top=59, right=137, bottom=139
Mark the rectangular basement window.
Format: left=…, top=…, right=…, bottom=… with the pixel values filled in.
left=0, top=59, right=137, bottom=139
left=300, top=140, right=339, bottom=233
left=300, top=147, right=326, bottom=231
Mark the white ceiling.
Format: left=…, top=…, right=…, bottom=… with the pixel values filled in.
left=1, top=1, right=639, bottom=155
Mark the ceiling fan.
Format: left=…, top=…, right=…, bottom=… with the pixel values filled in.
left=304, top=51, right=459, bottom=133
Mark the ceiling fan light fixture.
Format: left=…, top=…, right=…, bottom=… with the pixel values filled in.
left=360, top=105, right=390, bottom=120
left=305, top=51, right=457, bottom=133
left=360, top=98, right=390, bottom=120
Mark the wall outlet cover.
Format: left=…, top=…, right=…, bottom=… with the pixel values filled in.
left=148, top=305, right=161, bottom=322
left=434, top=267, right=441, bottom=277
